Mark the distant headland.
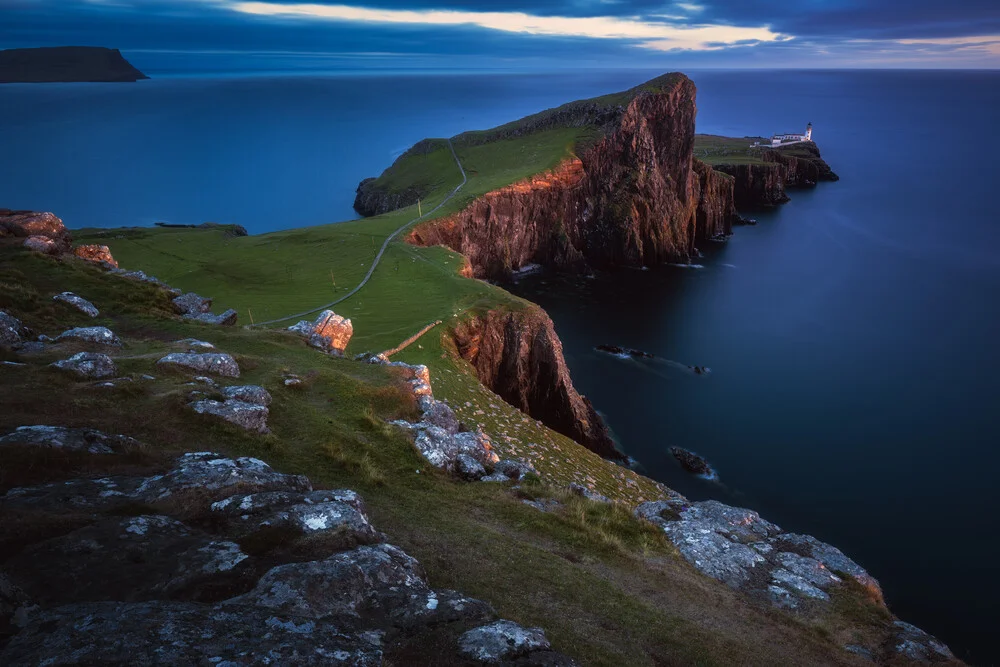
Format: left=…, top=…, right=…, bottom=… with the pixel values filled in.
left=0, top=47, right=148, bottom=84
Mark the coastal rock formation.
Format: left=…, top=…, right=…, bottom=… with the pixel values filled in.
left=669, top=446, right=717, bottom=479
left=50, top=351, right=117, bottom=379
left=406, top=74, right=741, bottom=281
left=352, top=138, right=443, bottom=216
left=52, top=292, right=99, bottom=317
left=72, top=244, right=118, bottom=268
left=0, top=46, right=149, bottom=84
left=0, top=451, right=569, bottom=665
left=289, top=310, right=353, bottom=355
left=451, top=307, right=625, bottom=462
left=0, top=210, right=71, bottom=253
left=714, top=143, right=839, bottom=209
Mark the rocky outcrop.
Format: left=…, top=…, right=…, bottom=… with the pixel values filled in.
left=407, top=74, right=741, bottom=281
left=22, top=236, right=59, bottom=254
left=0, top=46, right=149, bottom=83
left=0, top=310, right=25, bottom=348
left=0, top=450, right=570, bottom=665
left=0, top=210, right=71, bottom=253
left=0, top=425, right=142, bottom=454
left=713, top=143, right=839, bottom=209
left=52, top=292, right=99, bottom=317
left=157, top=352, right=240, bottom=377
left=50, top=351, right=117, bottom=379
left=72, top=243, right=118, bottom=268
left=352, top=139, right=444, bottom=216
left=452, top=307, right=624, bottom=462
left=191, top=398, right=270, bottom=433
left=289, top=309, right=353, bottom=355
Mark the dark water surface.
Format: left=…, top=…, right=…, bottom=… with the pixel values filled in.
left=2, top=69, right=997, bottom=662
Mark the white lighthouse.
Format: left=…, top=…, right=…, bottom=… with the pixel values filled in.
left=805, top=122, right=813, bottom=141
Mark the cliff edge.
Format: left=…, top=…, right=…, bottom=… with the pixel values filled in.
left=0, top=47, right=148, bottom=84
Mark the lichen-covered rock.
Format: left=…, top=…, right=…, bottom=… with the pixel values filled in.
left=0, top=425, right=141, bottom=454
left=4, top=516, right=248, bottom=604
left=72, top=244, right=118, bottom=268
left=172, top=292, right=212, bottom=315
left=493, top=459, right=538, bottom=482
left=157, top=352, right=240, bottom=377
left=50, top=351, right=116, bottom=379
left=134, top=452, right=311, bottom=504
left=109, top=268, right=180, bottom=294
left=185, top=308, right=238, bottom=326
left=192, top=399, right=269, bottom=433
left=55, top=326, right=121, bottom=347
left=455, top=453, right=487, bottom=481
left=289, top=310, right=353, bottom=354
left=52, top=292, right=99, bottom=317
left=890, top=620, right=955, bottom=663
left=222, top=384, right=272, bottom=406
left=770, top=532, right=883, bottom=602
left=0, top=210, right=71, bottom=252
left=458, top=619, right=552, bottom=663
left=23, top=235, right=58, bottom=254
left=412, top=426, right=500, bottom=473
left=422, top=399, right=461, bottom=434
left=0, top=310, right=24, bottom=348
left=568, top=483, right=610, bottom=503
left=2, top=601, right=383, bottom=666
left=2, top=476, right=147, bottom=512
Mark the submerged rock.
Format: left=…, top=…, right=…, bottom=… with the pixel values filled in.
left=56, top=326, right=121, bottom=347
left=52, top=292, right=99, bottom=317
left=72, top=244, right=118, bottom=268
left=51, top=351, right=116, bottom=379
left=157, top=352, right=240, bottom=377
left=191, top=398, right=269, bottom=433
left=0, top=425, right=142, bottom=454
left=669, top=447, right=717, bottom=480
left=289, top=310, right=353, bottom=354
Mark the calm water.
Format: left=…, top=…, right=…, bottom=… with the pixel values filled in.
left=2, top=68, right=997, bottom=662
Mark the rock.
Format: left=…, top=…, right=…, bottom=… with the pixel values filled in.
left=458, top=619, right=552, bottom=663
left=134, top=452, right=311, bottom=504
left=283, top=375, right=303, bottom=387
left=2, top=601, right=383, bottom=666
left=185, top=308, right=238, bottom=326
left=2, top=476, right=148, bottom=513
left=157, top=352, right=240, bottom=377
left=72, top=244, right=118, bottom=268
left=0, top=210, right=71, bottom=252
left=176, top=337, right=214, bottom=350
left=890, top=620, right=955, bottom=663
left=769, top=533, right=883, bottom=601
left=669, top=446, right=718, bottom=480
left=52, top=292, right=99, bottom=317
left=0, top=425, right=141, bottom=454
left=229, top=543, right=435, bottom=626
left=221, top=384, right=272, bottom=406
left=191, top=375, right=217, bottom=387
left=412, top=426, right=500, bottom=473
left=422, top=400, right=461, bottom=434
left=50, top=351, right=116, bottom=379
left=568, top=483, right=611, bottom=503
left=172, top=292, right=212, bottom=315
left=191, top=399, right=270, bottom=433
left=494, top=459, right=538, bottom=482
left=4, top=515, right=248, bottom=604
left=55, top=326, right=121, bottom=347
left=0, top=310, right=25, bottom=348
left=289, top=310, right=353, bottom=354
left=109, top=268, right=179, bottom=294
left=456, top=453, right=487, bottom=480
left=23, top=235, right=58, bottom=254
left=0, top=572, right=30, bottom=637
left=522, top=498, right=563, bottom=513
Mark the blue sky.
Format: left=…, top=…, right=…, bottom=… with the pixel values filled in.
left=2, top=0, right=998, bottom=69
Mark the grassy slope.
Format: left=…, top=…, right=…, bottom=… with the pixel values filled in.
left=693, top=134, right=769, bottom=165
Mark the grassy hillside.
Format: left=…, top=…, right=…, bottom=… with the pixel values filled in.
left=693, top=134, right=769, bottom=165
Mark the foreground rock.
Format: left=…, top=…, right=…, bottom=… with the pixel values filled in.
left=0, top=425, right=142, bottom=454
left=221, top=384, right=272, bottom=406
left=289, top=309, right=353, bottom=354
left=0, top=310, right=25, bottom=348
left=55, top=326, right=121, bottom=347
left=50, top=351, right=116, bottom=379
left=0, top=209, right=71, bottom=253
left=192, top=398, right=269, bottom=433
left=172, top=291, right=238, bottom=326
left=157, top=352, right=240, bottom=377
left=23, top=235, right=59, bottom=254
left=52, top=292, right=99, bottom=317
left=72, top=244, right=118, bottom=268
left=0, top=451, right=570, bottom=665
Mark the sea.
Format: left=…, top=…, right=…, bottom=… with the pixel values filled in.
left=1, top=63, right=997, bottom=664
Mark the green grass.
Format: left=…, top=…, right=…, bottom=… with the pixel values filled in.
left=694, top=134, right=770, bottom=165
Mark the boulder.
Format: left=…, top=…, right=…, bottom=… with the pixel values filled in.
left=0, top=425, right=141, bottom=454
left=192, top=398, right=269, bottom=433
left=55, top=326, right=121, bottom=347
left=172, top=292, right=212, bottom=315
left=4, top=515, right=248, bottom=604
left=52, top=292, right=99, bottom=317
left=413, top=426, right=499, bottom=473
left=458, top=620, right=552, bottom=663
left=109, top=268, right=180, bottom=294
left=0, top=210, right=71, bottom=252
left=669, top=446, right=717, bottom=480
left=422, top=400, right=461, bottom=434
left=568, top=483, right=611, bottom=503
left=221, top=384, right=272, bottom=406
left=288, top=310, right=353, bottom=354
left=50, top=351, right=116, bottom=379
left=493, top=459, right=538, bottom=482
left=185, top=309, right=238, bottom=326
left=0, top=310, right=24, bottom=348
left=2, top=601, right=383, bottom=666
left=890, top=620, right=955, bottom=663
left=23, top=235, right=58, bottom=254
left=455, top=453, right=487, bottom=481
left=72, top=244, right=118, bottom=268
left=156, top=352, right=240, bottom=377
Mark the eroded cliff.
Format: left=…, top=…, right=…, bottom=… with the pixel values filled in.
left=714, top=142, right=839, bottom=209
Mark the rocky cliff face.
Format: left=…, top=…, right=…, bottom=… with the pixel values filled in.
left=408, top=74, right=740, bottom=282
left=714, top=143, right=839, bottom=209
left=451, top=307, right=625, bottom=462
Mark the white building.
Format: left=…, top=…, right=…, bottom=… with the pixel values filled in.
left=770, top=122, right=813, bottom=146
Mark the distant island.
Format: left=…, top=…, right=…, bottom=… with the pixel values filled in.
left=0, top=46, right=148, bottom=83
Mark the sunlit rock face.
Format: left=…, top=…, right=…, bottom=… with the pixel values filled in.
left=289, top=310, right=353, bottom=355
left=0, top=210, right=72, bottom=253
left=72, top=244, right=118, bottom=268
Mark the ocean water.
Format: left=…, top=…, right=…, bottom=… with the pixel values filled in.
left=1, top=68, right=997, bottom=662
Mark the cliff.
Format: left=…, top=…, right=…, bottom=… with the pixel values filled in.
left=405, top=74, right=739, bottom=281
left=353, top=139, right=446, bottom=216
left=0, top=47, right=148, bottom=84
left=451, top=306, right=625, bottom=462
left=713, top=142, right=839, bottom=209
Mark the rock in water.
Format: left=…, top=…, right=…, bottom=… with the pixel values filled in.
left=50, top=351, right=116, bottom=379
left=52, top=292, right=99, bottom=318
left=72, top=244, right=118, bottom=268
left=156, top=352, right=240, bottom=377
left=288, top=310, right=353, bottom=354
left=55, top=326, right=121, bottom=347
left=669, top=447, right=718, bottom=480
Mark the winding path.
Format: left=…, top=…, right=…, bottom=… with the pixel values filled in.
left=252, top=139, right=467, bottom=327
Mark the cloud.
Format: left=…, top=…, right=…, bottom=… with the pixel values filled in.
left=226, top=1, right=786, bottom=51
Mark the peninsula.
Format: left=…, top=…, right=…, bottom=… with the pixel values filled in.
left=0, top=47, right=148, bottom=83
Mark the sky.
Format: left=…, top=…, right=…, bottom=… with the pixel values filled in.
left=2, top=0, right=998, bottom=70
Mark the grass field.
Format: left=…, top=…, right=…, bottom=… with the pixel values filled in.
left=693, top=134, right=770, bottom=165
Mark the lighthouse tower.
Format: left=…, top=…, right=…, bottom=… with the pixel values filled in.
left=805, top=122, right=813, bottom=141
